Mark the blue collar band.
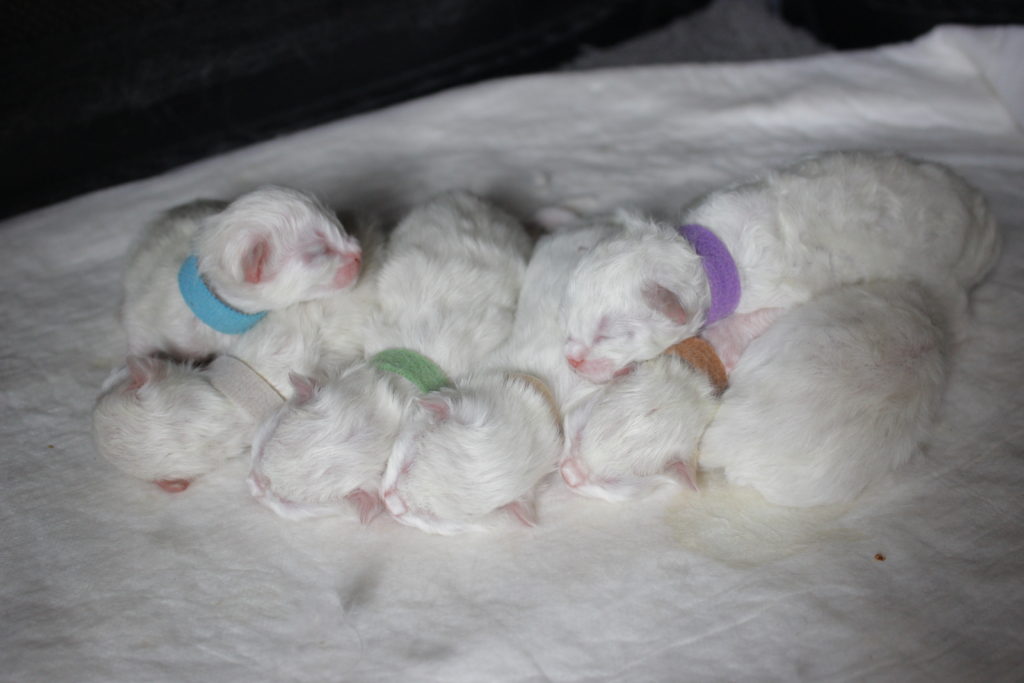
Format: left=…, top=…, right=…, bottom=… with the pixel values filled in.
left=177, top=255, right=267, bottom=335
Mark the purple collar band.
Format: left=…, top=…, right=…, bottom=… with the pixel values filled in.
left=676, top=223, right=740, bottom=327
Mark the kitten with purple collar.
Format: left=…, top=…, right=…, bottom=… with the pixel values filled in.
left=559, top=151, right=999, bottom=382
left=558, top=151, right=998, bottom=507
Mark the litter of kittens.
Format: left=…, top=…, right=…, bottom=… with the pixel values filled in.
left=91, top=150, right=998, bottom=525
left=4, top=25, right=1023, bottom=682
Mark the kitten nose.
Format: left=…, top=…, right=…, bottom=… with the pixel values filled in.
left=332, top=251, right=362, bottom=288
left=564, top=339, right=588, bottom=370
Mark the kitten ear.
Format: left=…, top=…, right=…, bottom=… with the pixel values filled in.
left=241, top=237, right=271, bottom=284
left=417, top=395, right=451, bottom=422
left=288, top=372, right=319, bottom=404
left=642, top=282, right=688, bottom=325
left=666, top=460, right=699, bottom=491
left=345, top=489, right=384, bottom=525
left=124, top=356, right=166, bottom=393
left=503, top=497, right=538, bottom=527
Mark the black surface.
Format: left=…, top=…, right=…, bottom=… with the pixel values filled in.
left=1, top=0, right=710, bottom=219
left=780, top=0, right=1023, bottom=49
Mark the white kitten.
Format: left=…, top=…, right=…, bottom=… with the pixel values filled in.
left=92, top=356, right=257, bottom=491
left=379, top=226, right=616, bottom=534
left=699, top=280, right=951, bottom=507
left=560, top=350, right=720, bottom=503
left=248, top=191, right=532, bottom=522
left=121, top=186, right=362, bottom=360
left=560, top=151, right=1000, bottom=382
left=93, top=225, right=381, bottom=491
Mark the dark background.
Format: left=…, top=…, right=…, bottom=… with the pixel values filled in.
left=3, top=0, right=1020, bottom=219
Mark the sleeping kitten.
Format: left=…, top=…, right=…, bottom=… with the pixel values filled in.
left=121, top=186, right=362, bottom=360
left=560, top=347, right=721, bottom=503
left=378, top=226, right=617, bottom=534
left=699, top=279, right=951, bottom=507
left=560, top=151, right=999, bottom=382
left=248, top=191, right=532, bottom=523
left=92, top=222, right=381, bottom=491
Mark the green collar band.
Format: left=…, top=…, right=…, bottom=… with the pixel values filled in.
left=371, top=348, right=451, bottom=393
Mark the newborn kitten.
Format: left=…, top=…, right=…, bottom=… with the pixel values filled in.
left=560, top=151, right=1000, bottom=382
left=121, top=186, right=362, bottom=360
left=699, top=280, right=951, bottom=507
left=92, top=223, right=381, bottom=491
left=248, top=191, right=532, bottom=523
left=560, top=343, right=722, bottom=503
left=379, top=225, right=617, bottom=534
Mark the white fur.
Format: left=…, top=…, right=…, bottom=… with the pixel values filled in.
left=121, top=186, right=362, bottom=359
left=561, top=354, right=719, bottom=502
left=699, top=280, right=951, bottom=507
left=380, top=226, right=616, bottom=534
left=249, top=191, right=532, bottom=522
left=93, top=226, right=381, bottom=491
left=91, top=357, right=251, bottom=490
left=560, top=151, right=1000, bottom=381
left=382, top=376, right=564, bottom=534
left=248, top=364, right=407, bottom=520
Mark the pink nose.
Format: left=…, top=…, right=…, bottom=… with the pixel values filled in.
left=567, top=356, right=584, bottom=369
left=333, top=252, right=362, bottom=288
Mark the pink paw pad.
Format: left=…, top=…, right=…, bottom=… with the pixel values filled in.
left=560, top=458, right=588, bottom=488
left=155, top=479, right=190, bottom=493
left=382, top=487, right=407, bottom=516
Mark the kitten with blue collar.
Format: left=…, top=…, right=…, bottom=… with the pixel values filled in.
left=92, top=232, right=380, bottom=494
left=120, top=186, right=363, bottom=360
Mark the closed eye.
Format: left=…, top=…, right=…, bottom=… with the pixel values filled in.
left=594, top=329, right=635, bottom=343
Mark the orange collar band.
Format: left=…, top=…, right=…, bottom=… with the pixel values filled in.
left=664, top=337, right=728, bottom=396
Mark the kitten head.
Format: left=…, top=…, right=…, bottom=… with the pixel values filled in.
left=560, top=355, right=716, bottom=501
left=195, top=186, right=362, bottom=313
left=559, top=212, right=709, bottom=383
left=380, top=374, right=562, bottom=535
left=91, top=356, right=239, bottom=491
left=247, top=368, right=391, bottom=523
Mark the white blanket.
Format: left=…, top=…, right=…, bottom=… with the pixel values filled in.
left=3, top=26, right=1022, bottom=682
